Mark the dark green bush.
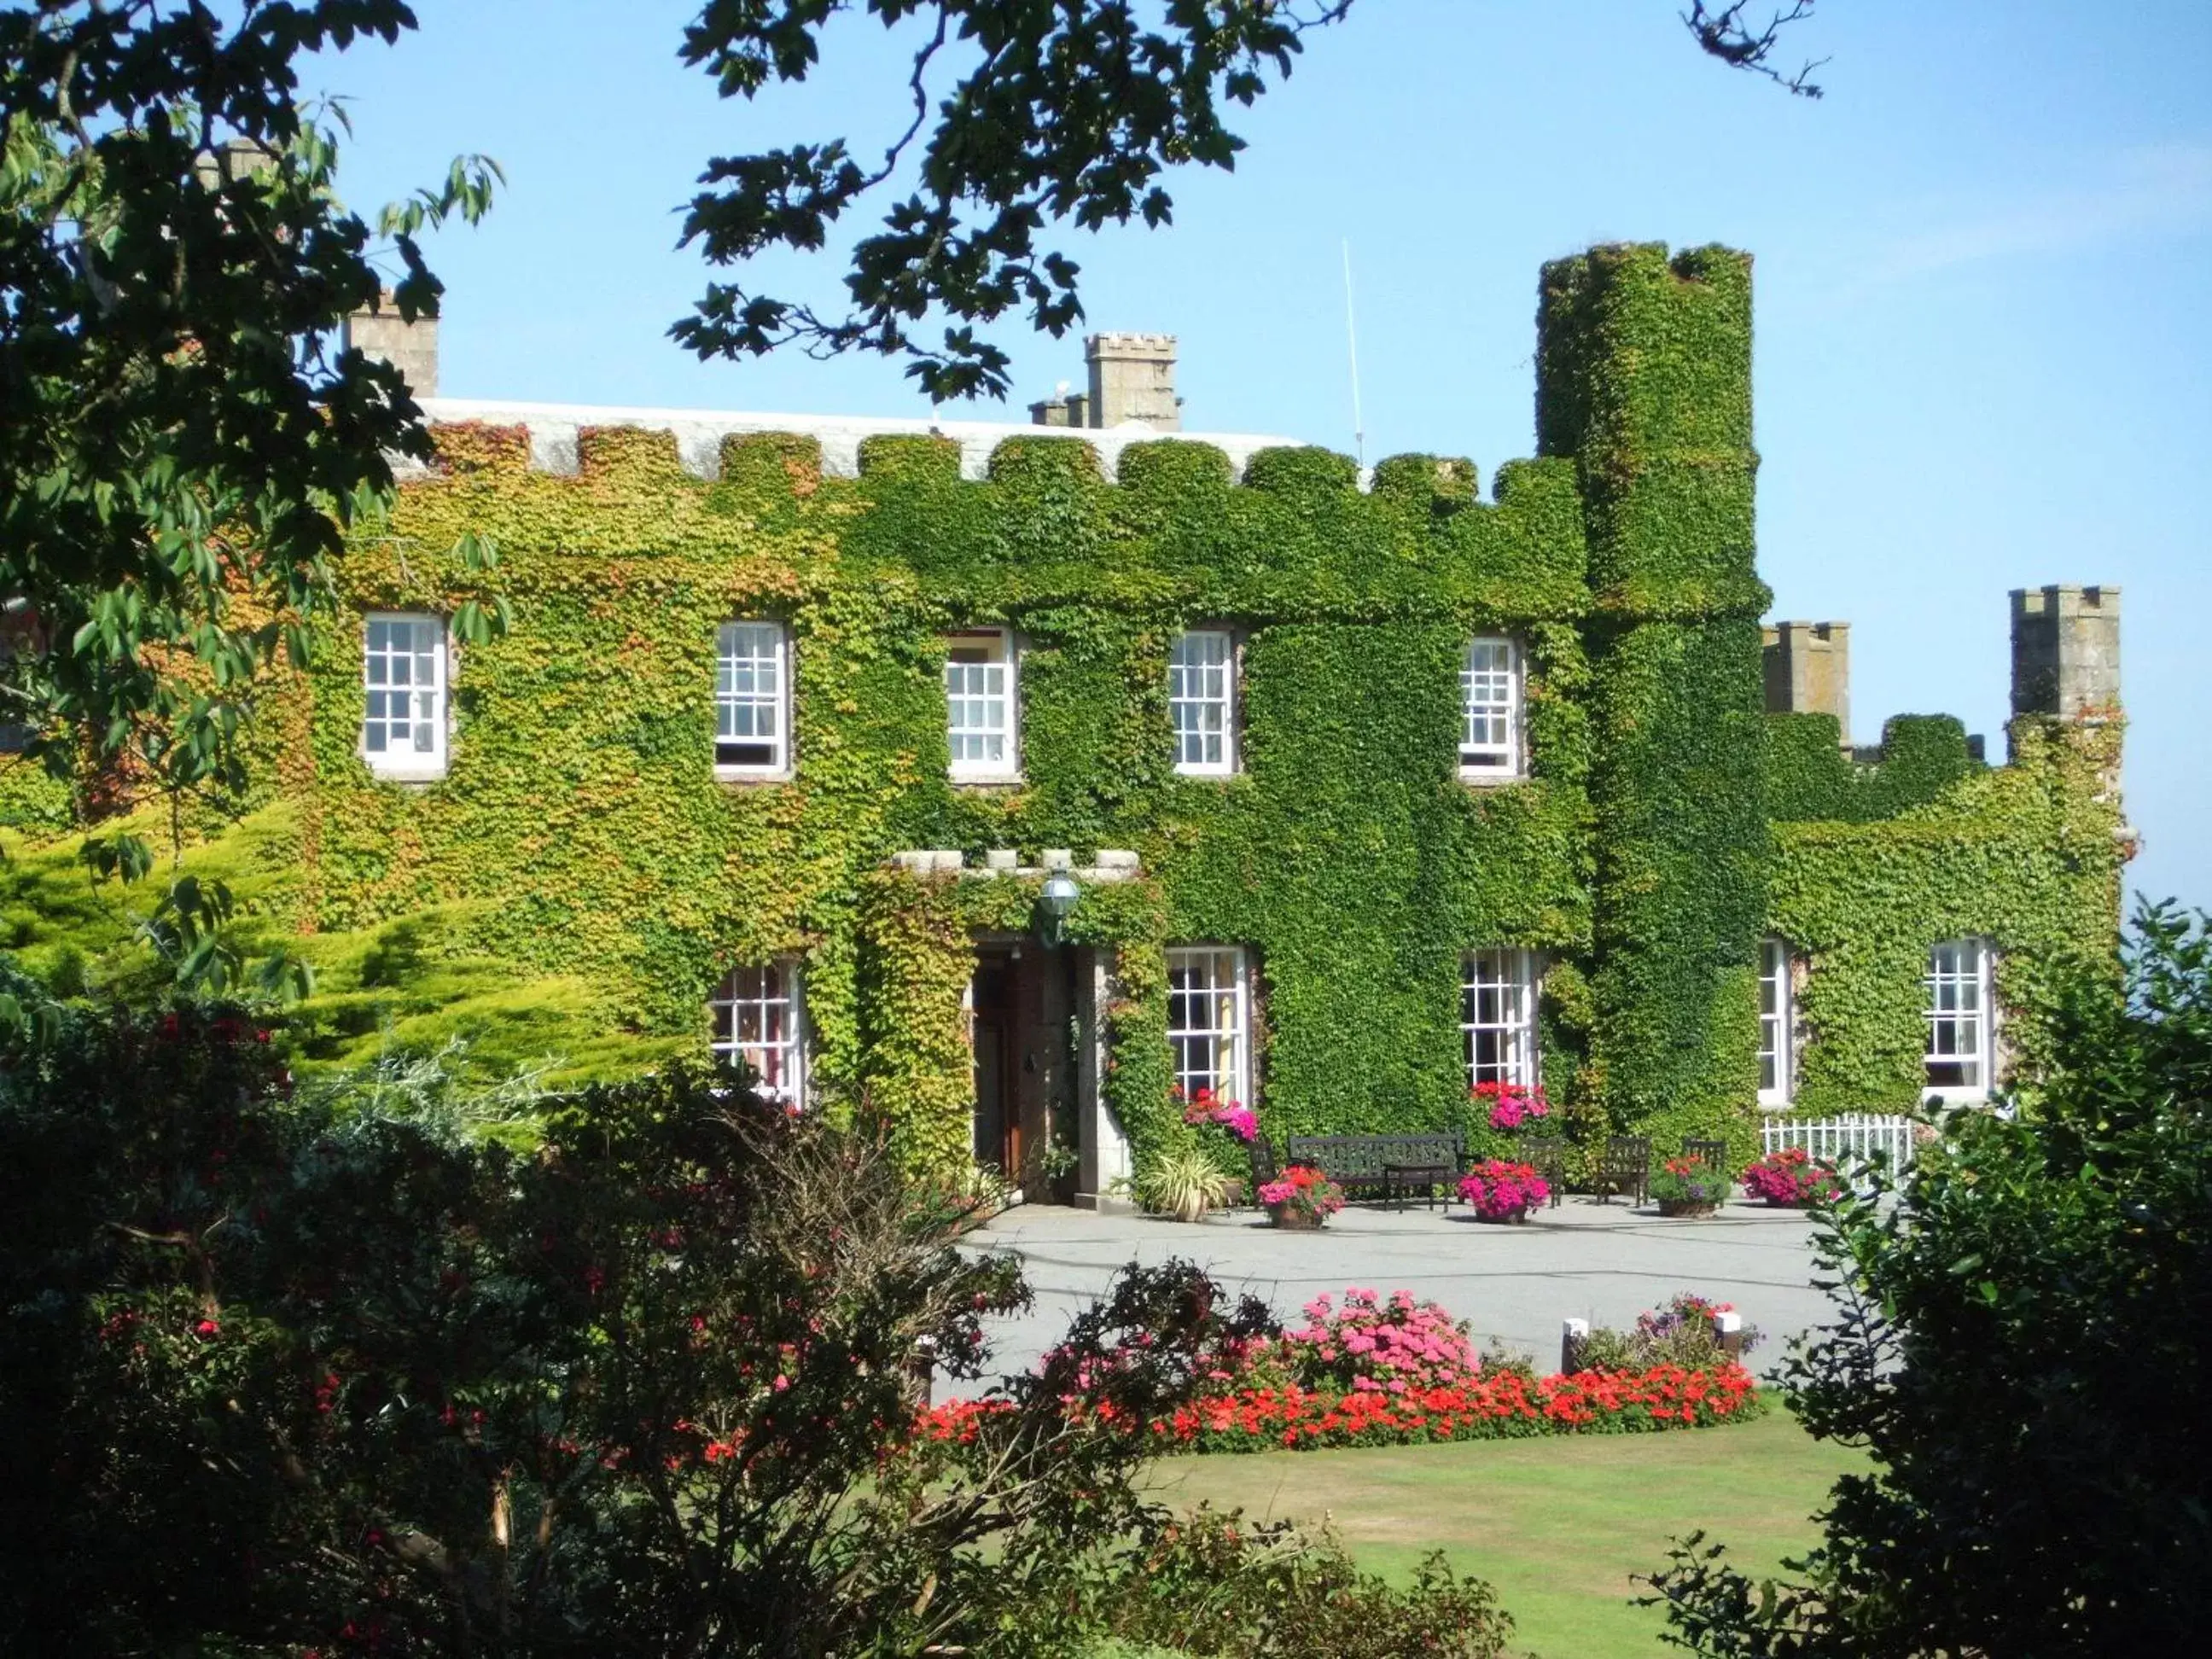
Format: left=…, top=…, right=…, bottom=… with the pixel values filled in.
left=1646, top=902, right=2212, bottom=1654
left=0, top=977, right=1517, bottom=1656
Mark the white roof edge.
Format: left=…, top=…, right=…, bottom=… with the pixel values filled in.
left=413, top=396, right=1307, bottom=484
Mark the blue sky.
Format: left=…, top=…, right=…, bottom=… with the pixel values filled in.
left=317, top=0, right=2210, bottom=911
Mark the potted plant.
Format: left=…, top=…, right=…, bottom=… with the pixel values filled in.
left=1130, top=1144, right=1234, bottom=1223
left=1258, top=1164, right=1345, bottom=1230
left=1650, top=1155, right=1732, bottom=1218
left=1741, top=1146, right=1842, bottom=1208
left=1456, top=1159, right=1548, bottom=1224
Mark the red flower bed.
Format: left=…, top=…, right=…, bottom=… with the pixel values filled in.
left=918, top=1360, right=1762, bottom=1456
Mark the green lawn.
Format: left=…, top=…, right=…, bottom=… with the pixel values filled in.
left=1142, top=1413, right=1864, bottom=1658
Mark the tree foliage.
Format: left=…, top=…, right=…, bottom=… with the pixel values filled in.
left=1, top=1, right=499, bottom=807
left=0, top=981, right=1516, bottom=1655
left=673, top=0, right=1829, bottom=399
left=1644, top=901, right=2212, bottom=1655
left=2, top=3, right=500, bottom=998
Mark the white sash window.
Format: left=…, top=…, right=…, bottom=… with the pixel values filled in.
left=1924, top=940, right=1994, bottom=1100
left=361, top=613, right=447, bottom=778
left=1167, top=946, right=1251, bottom=1107
left=715, top=621, right=790, bottom=774
left=711, top=962, right=806, bottom=1104
left=1759, top=938, right=1795, bottom=1105
left=1459, top=637, right=1522, bottom=778
left=945, top=630, right=1017, bottom=780
left=1463, top=948, right=1538, bottom=1088
left=1169, top=630, right=1237, bottom=776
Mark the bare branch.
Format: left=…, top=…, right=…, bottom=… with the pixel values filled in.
left=1682, top=1, right=1828, bottom=97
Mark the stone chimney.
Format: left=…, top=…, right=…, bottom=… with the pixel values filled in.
left=1027, top=381, right=1088, bottom=428
left=1762, top=620, right=1851, bottom=745
left=1084, top=333, right=1179, bottom=429
left=193, top=137, right=276, bottom=191
left=2011, top=584, right=2120, bottom=722
left=344, top=288, right=439, bottom=398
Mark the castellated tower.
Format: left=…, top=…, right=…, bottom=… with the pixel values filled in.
left=2011, top=584, right=2120, bottom=724
left=1538, top=243, right=1765, bottom=1143
left=1763, top=621, right=1851, bottom=747
left=1085, top=334, right=1180, bottom=429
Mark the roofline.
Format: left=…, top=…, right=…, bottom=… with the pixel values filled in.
left=415, top=396, right=1301, bottom=483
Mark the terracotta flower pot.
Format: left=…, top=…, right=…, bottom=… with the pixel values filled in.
left=1657, top=1198, right=1720, bottom=1219
left=1266, top=1202, right=1325, bottom=1231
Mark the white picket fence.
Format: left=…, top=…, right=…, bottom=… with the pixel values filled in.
left=1761, top=1113, right=1918, bottom=1173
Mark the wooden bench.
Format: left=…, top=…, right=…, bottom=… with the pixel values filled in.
left=1681, top=1137, right=1732, bottom=1175
left=1284, top=1132, right=1466, bottom=1209
left=1593, top=1135, right=1652, bottom=1206
left=1519, top=1136, right=1568, bottom=1208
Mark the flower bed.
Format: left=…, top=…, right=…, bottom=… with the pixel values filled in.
left=919, top=1286, right=1765, bottom=1457
left=1140, top=1362, right=1763, bottom=1452
left=919, top=1361, right=1761, bottom=1454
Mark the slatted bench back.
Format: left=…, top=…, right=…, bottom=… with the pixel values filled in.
left=1285, top=1132, right=1464, bottom=1184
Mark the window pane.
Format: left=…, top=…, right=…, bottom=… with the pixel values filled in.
left=361, top=614, right=443, bottom=771
left=1460, top=637, right=1519, bottom=771
left=1759, top=938, right=1790, bottom=1102
left=1462, top=948, right=1537, bottom=1088
left=709, top=963, right=803, bottom=1103
left=1166, top=946, right=1249, bottom=1104
left=1924, top=940, right=1988, bottom=1091
left=945, top=634, right=1014, bottom=773
left=1170, top=632, right=1235, bottom=773
left=717, top=622, right=789, bottom=770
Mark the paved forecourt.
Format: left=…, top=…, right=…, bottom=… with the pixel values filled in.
left=952, top=1197, right=1833, bottom=1391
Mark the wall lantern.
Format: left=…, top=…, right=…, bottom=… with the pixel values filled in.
left=1037, top=869, right=1081, bottom=946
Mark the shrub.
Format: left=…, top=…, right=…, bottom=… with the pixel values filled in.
left=1278, top=1287, right=1485, bottom=1394
left=1574, top=1292, right=1761, bottom=1371
left=1133, top=1140, right=1237, bottom=1221
left=1646, top=905, right=2212, bottom=1655
left=1089, top=1505, right=1517, bottom=1657
left=0, top=981, right=1513, bottom=1656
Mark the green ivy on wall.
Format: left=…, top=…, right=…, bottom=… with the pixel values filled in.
left=1769, top=716, right=2125, bottom=1115
left=0, top=243, right=2126, bottom=1188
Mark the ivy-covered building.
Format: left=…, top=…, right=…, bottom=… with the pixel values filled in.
left=0, top=242, right=2129, bottom=1200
